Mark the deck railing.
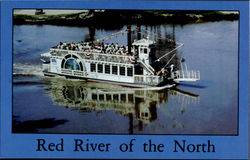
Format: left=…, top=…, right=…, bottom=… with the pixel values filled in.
left=50, top=48, right=133, bottom=64
left=173, top=70, right=200, bottom=81
left=134, top=75, right=163, bottom=85
left=86, top=53, right=133, bottom=64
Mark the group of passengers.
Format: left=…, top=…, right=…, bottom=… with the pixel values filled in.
left=56, top=41, right=129, bottom=56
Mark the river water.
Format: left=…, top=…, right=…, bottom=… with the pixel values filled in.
left=13, top=20, right=238, bottom=134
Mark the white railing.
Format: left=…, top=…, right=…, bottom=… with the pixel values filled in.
left=134, top=75, right=162, bottom=85
left=50, top=49, right=69, bottom=57
left=87, top=53, right=133, bottom=64
left=173, top=70, right=200, bottom=82
left=50, top=48, right=133, bottom=64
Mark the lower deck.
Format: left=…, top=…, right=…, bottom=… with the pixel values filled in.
left=43, top=69, right=170, bottom=88
left=43, top=53, right=166, bottom=86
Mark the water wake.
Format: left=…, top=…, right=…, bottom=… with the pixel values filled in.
left=13, top=63, right=44, bottom=77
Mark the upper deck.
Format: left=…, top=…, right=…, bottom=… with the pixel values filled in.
left=48, top=41, right=135, bottom=64
left=50, top=48, right=134, bottom=65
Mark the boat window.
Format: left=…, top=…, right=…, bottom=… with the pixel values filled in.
left=98, top=64, right=103, bottom=73
left=92, top=94, right=97, bottom=100
left=99, top=94, right=104, bottom=100
left=149, top=45, right=156, bottom=55
left=105, top=65, right=110, bottom=74
left=79, top=62, right=83, bottom=71
left=64, top=58, right=80, bottom=70
left=72, top=55, right=78, bottom=59
left=65, top=54, right=71, bottom=59
left=128, top=94, right=134, bottom=103
left=112, top=66, right=118, bottom=75
left=127, top=67, right=133, bottom=77
left=144, top=48, right=148, bottom=54
left=106, top=94, right=112, bottom=101
left=120, top=67, right=125, bottom=76
left=121, top=94, right=126, bottom=102
left=90, top=63, right=96, bottom=72
left=140, top=48, right=143, bottom=54
left=135, top=65, right=143, bottom=75
left=144, top=112, right=149, bottom=117
left=113, top=94, right=119, bottom=101
left=61, top=59, right=65, bottom=68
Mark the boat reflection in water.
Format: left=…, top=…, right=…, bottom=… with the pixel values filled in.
left=44, top=77, right=200, bottom=134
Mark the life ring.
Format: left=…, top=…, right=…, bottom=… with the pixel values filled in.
left=85, top=72, right=88, bottom=77
left=129, top=57, right=136, bottom=64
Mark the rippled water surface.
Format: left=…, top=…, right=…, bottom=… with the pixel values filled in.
left=13, top=21, right=238, bottom=134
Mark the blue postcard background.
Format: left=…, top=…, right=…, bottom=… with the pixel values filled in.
left=1, top=0, right=249, bottom=159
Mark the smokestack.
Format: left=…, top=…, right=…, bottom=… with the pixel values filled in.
left=137, top=24, right=141, bottom=40
left=127, top=25, right=132, bottom=55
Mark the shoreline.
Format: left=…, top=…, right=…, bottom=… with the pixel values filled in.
left=13, top=10, right=239, bottom=27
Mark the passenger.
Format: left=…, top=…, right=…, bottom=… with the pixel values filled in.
left=78, top=44, right=83, bottom=51
left=104, top=43, right=108, bottom=48
left=102, top=47, right=106, bottom=53
left=115, top=43, right=118, bottom=50
left=135, top=49, right=138, bottom=56
left=99, top=46, right=103, bottom=52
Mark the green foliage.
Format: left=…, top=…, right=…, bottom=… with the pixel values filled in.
left=13, top=10, right=239, bottom=26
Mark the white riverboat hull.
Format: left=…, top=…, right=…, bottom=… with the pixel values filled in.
left=43, top=71, right=175, bottom=89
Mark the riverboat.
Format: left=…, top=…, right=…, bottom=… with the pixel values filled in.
left=41, top=29, right=200, bottom=88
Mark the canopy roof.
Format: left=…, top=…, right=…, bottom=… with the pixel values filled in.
left=132, top=38, right=155, bottom=46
